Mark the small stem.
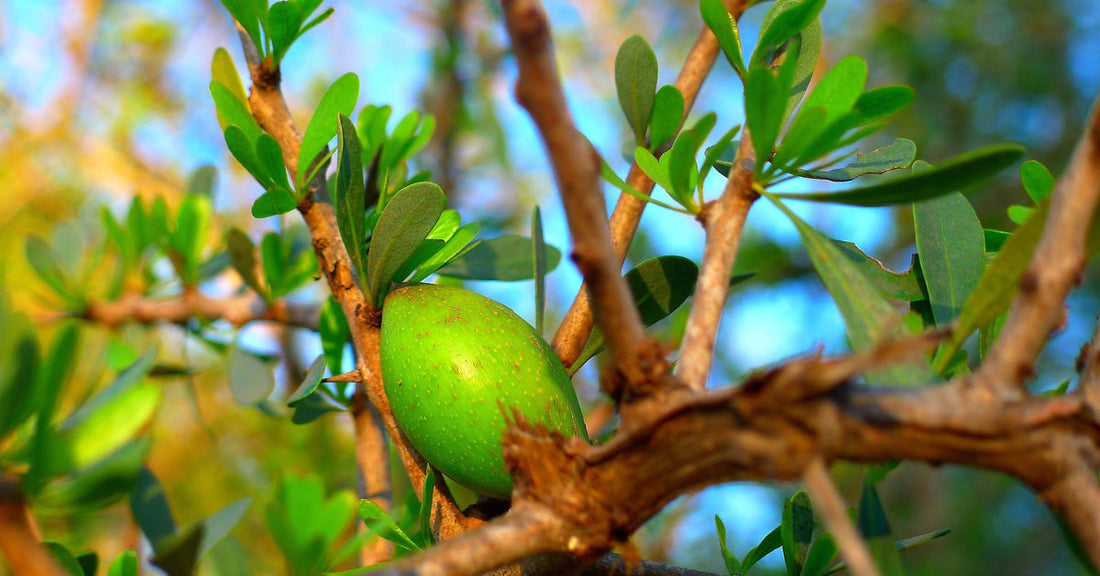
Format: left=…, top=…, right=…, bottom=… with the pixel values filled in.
left=802, top=460, right=880, bottom=576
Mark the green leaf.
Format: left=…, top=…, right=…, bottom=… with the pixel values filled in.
left=784, top=19, right=821, bottom=118
left=853, top=85, right=915, bottom=123
left=44, top=375, right=160, bottom=479
left=1008, top=205, right=1032, bottom=224
left=914, top=193, right=984, bottom=327
left=532, top=206, right=547, bottom=334
left=228, top=342, right=275, bottom=405
left=259, top=232, right=286, bottom=298
left=701, top=0, right=747, bottom=78
left=615, top=35, right=659, bottom=146
left=774, top=143, right=1026, bottom=206
left=634, top=146, right=674, bottom=193
left=799, top=55, right=867, bottom=127
left=210, top=48, right=248, bottom=130
left=768, top=194, right=932, bottom=386
left=26, top=235, right=78, bottom=305
left=781, top=490, right=814, bottom=576
left=268, top=1, right=303, bottom=64
left=107, top=551, right=139, bottom=576
left=225, top=228, right=265, bottom=298
left=210, top=81, right=262, bottom=144
left=858, top=479, right=905, bottom=576
left=408, top=222, right=481, bottom=283
left=297, top=73, right=360, bottom=187
left=44, top=542, right=85, bottom=576
left=601, top=157, right=689, bottom=214
left=0, top=327, right=39, bottom=441
left=833, top=242, right=923, bottom=301
left=334, top=113, right=369, bottom=282
left=801, top=534, right=838, bottom=576
left=218, top=0, right=262, bottom=57
left=436, top=235, right=563, bottom=281
left=198, top=498, right=252, bottom=559
left=742, top=525, right=782, bottom=574
left=894, top=528, right=950, bottom=554
left=751, top=0, right=825, bottom=69
left=668, top=132, right=701, bottom=211
left=251, top=188, right=297, bottom=218
left=320, top=297, right=350, bottom=377
left=291, top=391, right=346, bottom=424
left=715, top=515, right=742, bottom=575
left=946, top=200, right=1050, bottom=356
left=1020, top=160, right=1054, bottom=204
left=27, top=323, right=81, bottom=491
left=186, top=165, right=219, bottom=198
left=649, top=85, right=685, bottom=152
left=288, top=355, right=327, bottom=406
left=417, top=469, right=437, bottom=548
left=800, top=138, right=916, bottom=182
left=172, top=194, right=213, bottom=285
left=256, top=134, right=292, bottom=192
left=745, top=66, right=785, bottom=171
left=358, top=499, right=420, bottom=553
left=34, top=438, right=151, bottom=514
left=131, top=468, right=176, bottom=548
left=367, top=182, right=447, bottom=306
left=151, top=524, right=204, bottom=576
left=984, top=229, right=1012, bottom=253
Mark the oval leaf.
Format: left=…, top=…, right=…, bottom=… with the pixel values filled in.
left=615, top=35, right=658, bottom=147
left=914, top=192, right=984, bottom=327
left=649, top=85, right=685, bottom=152
left=297, top=73, right=360, bottom=186
left=367, top=182, right=447, bottom=306
left=251, top=188, right=297, bottom=219
left=228, top=343, right=275, bottom=405
left=288, top=355, right=326, bottom=407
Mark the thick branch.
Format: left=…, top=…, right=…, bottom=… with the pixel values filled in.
left=82, top=291, right=319, bottom=330
left=675, top=135, right=757, bottom=390
left=552, top=0, right=748, bottom=368
left=977, top=90, right=1100, bottom=398
left=501, top=0, right=662, bottom=391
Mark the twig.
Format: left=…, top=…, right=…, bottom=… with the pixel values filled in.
left=82, top=291, right=320, bottom=330
left=501, top=0, right=663, bottom=391
left=802, top=459, right=879, bottom=576
left=675, top=135, right=757, bottom=390
left=976, top=90, right=1100, bottom=399
left=0, top=480, right=67, bottom=576
left=552, top=0, right=749, bottom=368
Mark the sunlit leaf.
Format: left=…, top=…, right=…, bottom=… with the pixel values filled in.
left=297, top=73, right=360, bottom=186
left=751, top=0, right=825, bottom=68
left=615, top=35, right=659, bottom=146
left=745, top=66, right=785, bottom=171
left=408, top=222, right=481, bottom=283
left=714, top=516, right=742, bottom=575
left=107, top=551, right=139, bottom=576
left=251, top=188, right=297, bottom=219
left=742, top=525, right=782, bottom=574
left=211, top=49, right=248, bottom=126
left=268, top=1, right=303, bottom=64
left=649, top=85, right=684, bottom=152
left=218, top=0, right=262, bottom=57
left=223, top=125, right=273, bottom=188
left=358, top=499, right=420, bottom=553
left=210, top=81, right=262, bottom=144
left=833, top=241, right=923, bottom=301
left=701, top=0, right=747, bottom=78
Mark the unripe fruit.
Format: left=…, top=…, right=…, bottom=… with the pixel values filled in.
left=380, top=283, right=588, bottom=499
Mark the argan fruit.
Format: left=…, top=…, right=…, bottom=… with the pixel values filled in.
left=380, top=283, right=588, bottom=499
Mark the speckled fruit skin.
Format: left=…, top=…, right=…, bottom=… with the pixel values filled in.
left=380, top=283, right=588, bottom=499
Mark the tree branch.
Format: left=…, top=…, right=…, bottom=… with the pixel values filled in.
left=82, top=291, right=320, bottom=330
left=500, top=0, right=664, bottom=393
left=675, top=134, right=757, bottom=390
left=976, top=90, right=1100, bottom=399
left=552, top=0, right=748, bottom=369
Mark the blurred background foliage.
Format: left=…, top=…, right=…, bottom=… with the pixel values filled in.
left=1, top=0, right=1097, bottom=574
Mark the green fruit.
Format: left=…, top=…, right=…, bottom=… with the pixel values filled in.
left=380, top=283, right=588, bottom=499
